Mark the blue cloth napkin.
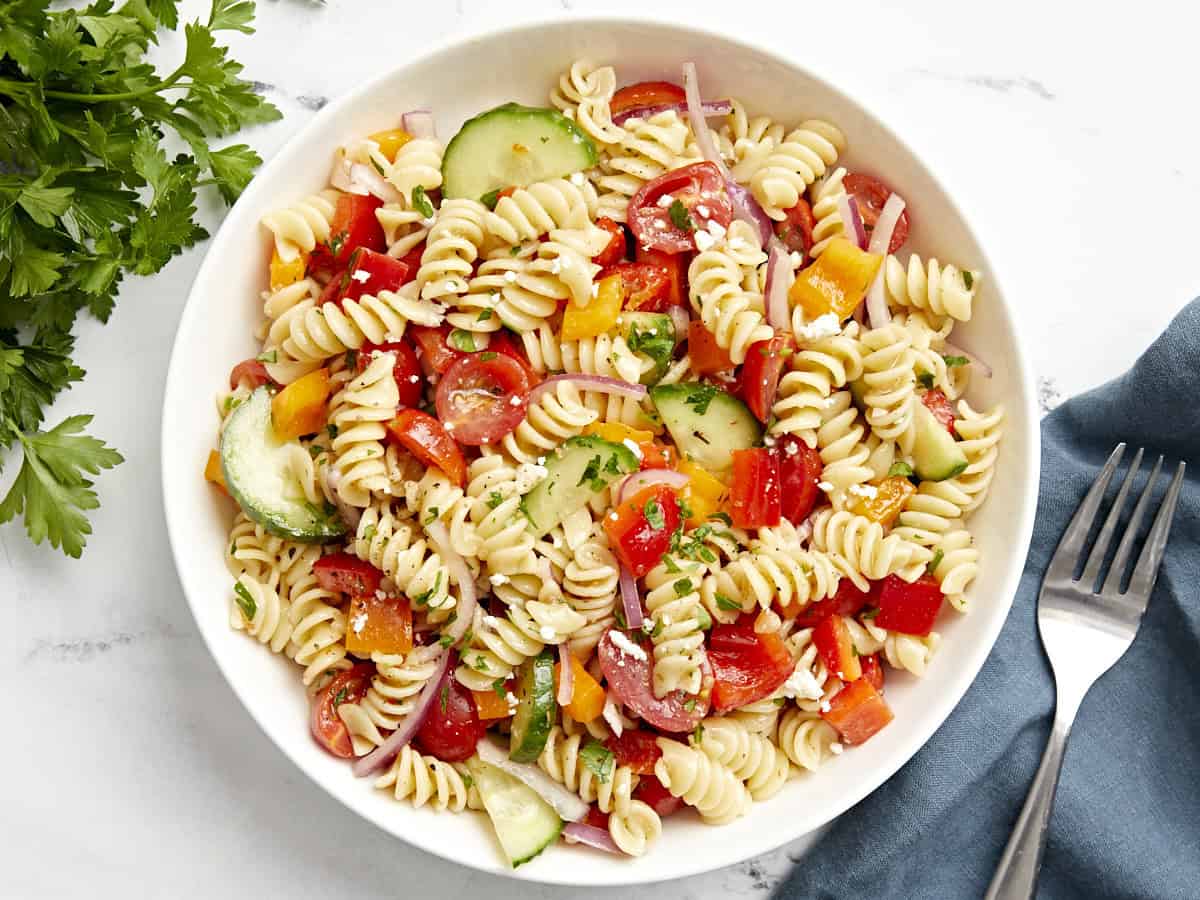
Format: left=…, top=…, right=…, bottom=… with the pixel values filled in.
left=776, top=300, right=1200, bottom=900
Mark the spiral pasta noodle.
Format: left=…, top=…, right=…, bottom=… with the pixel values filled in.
left=327, top=352, right=398, bottom=507
left=354, top=500, right=457, bottom=614
left=810, top=508, right=932, bottom=589
left=750, top=120, right=845, bottom=220
left=859, top=322, right=918, bottom=453
left=691, top=717, right=792, bottom=801
left=376, top=202, right=430, bottom=259
left=952, top=401, right=1004, bottom=511
left=260, top=190, right=338, bottom=262
left=416, top=198, right=488, bottom=301
left=386, top=137, right=444, bottom=201
left=813, top=391, right=876, bottom=503
left=499, top=379, right=598, bottom=466
left=717, top=99, right=784, bottom=185
left=484, top=176, right=599, bottom=245
left=550, top=59, right=627, bottom=148
left=777, top=708, right=840, bottom=772
left=884, top=254, right=980, bottom=322
left=643, top=557, right=708, bottom=698
left=707, top=542, right=841, bottom=618
left=375, top=745, right=483, bottom=813
left=230, top=573, right=293, bottom=653
left=286, top=566, right=349, bottom=687
left=594, top=110, right=700, bottom=221
left=771, top=321, right=864, bottom=447
left=654, top=737, right=752, bottom=824
left=688, top=245, right=773, bottom=364
left=339, top=646, right=444, bottom=754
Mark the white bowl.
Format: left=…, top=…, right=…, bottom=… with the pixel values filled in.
left=162, top=14, right=1039, bottom=887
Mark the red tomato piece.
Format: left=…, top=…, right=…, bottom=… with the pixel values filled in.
left=310, top=663, right=374, bottom=758
left=434, top=354, right=531, bottom=447
left=861, top=653, right=885, bottom=693
left=317, top=248, right=412, bottom=307
left=921, top=388, right=957, bottom=436
left=812, top=615, right=863, bottom=682
left=629, top=162, right=733, bottom=254
left=843, top=173, right=910, bottom=254
left=635, top=245, right=688, bottom=308
left=739, top=335, right=794, bottom=424
left=584, top=806, right=611, bottom=830
left=793, top=578, right=876, bottom=626
left=632, top=773, right=684, bottom=817
left=408, top=324, right=468, bottom=376
left=611, top=81, right=687, bottom=117
left=602, top=260, right=671, bottom=312
left=821, top=677, right=894, bottom=745
left=687, top=320, right=735, bottom=375
left=597, top=629, right=709, bottom=733
left=229, top=358, right=272, bottom=390
left=356, top=339, right=423, bottom=408
left=309, top=194, right=386, bottom=275
left=603, top=484, right=680, bottom=577
left=414, top=674, right=487, bottom=763
left=605, top=729, right=663, bottom=775
left=874, top=574, right=944, bottom=636
left=728, top=448, right=782, bottom=529
left=386, top=409, right=467, bottom=487
left=775, top=198, right=815, bottom=257
left=777, top=436, right=823, bottom=527
left=398, top=241, right=425, bottom=275
left=487, top=329, right=539, bottom=385
left=638, top=441, right=673, bottom=471
left=593, top=216, right=628, bottom=268
left=313, top=552, right=383, bottom=597
left=707, top=616, right=794, bottom=713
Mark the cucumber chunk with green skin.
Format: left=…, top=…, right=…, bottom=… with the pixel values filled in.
left=911, top=401, right=969, bottom=481
left=220, top=387, right=346, bottom=542
left=521, top=435, right=638, bottom=537
left=622, top=311, right=677, bottom=385
left=466, top=756, right=563, bottom=868
left=509, top=650, right=557, bottom=763
left=442, top=103, right=598, bottom=200
left=650, top=383, right=762, bottom=474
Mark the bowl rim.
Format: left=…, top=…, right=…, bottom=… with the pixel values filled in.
left=161, top=10, right=1041, bottom=886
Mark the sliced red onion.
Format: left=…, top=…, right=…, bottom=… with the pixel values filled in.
left=402, top=109, right=436, bottom=140
left=353, top=649, right=450, bottom=776
left=618, top=468, right=690, bottom=504
left=764, top=239, right=791, bottom=330
left=613, top=98, right=732, bottom=126
left=726, top=181, right=774, bottom=248
left=681, top=62, right=728, bottom=178
left=667, top=304, right=690, bottom=339
left=563, top=823, right=624, bottom=854
left=528, top=373, right=647, bottom=404
left=618, top=564, right=644, bottom=630
left=863, top=193, right=906, bottom=330
left=557, top=643, right=574, bottom=706
left=329, top=150, right=369, bottom=196
left=837, top=195, right=866, bottom=250
left=475, top=738, right=590, bottom=821
left=350, top=162, right=403, bottom=204
left=424, top=521, right=476, bottom=644
left=942, top=339, right=992, bottom=378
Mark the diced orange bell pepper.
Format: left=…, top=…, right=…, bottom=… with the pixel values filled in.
left=368, top=128, right=413, bottom=163
left=812, top=614, right=863, bottom=682
left=821, top=677, right=894, bottom=744
left=344, top=594, right=413, bottom=656
left=687, top=320, right=735, bottom=375
left=472, top=687, right=512, bottom=721
left=561, top=273, right=623, bottom=341
left=850, top=476, right=916, bottom=527
left=555, top=654, right=606, bottom=723
left=678, top=459, right=727, bottom=528
left=271, top=368, right=331, bottom=440
left=789, top=237, right=882, bottom=322
left=204, top=449, right=228, bottom=494
left=269, top=248, right=308, bottom=292
left=582, top=422, right=654, bottom=445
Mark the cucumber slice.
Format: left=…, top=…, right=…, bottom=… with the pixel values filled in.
left=650, top=383, right=762, bottom=474
left=442, top=103, right=598, bottom=201
left=521, top=435, right=638, bottom=537
left=622, top=312, right=677, bottom=385
left=911, top=401, right=969, bottom=482
left=219, top=387, right=346, bottom=542
left=466, top=756, right=563, bottom=868
left=509, top=650, right=557, bottom=763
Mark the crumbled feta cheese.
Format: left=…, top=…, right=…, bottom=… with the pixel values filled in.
left=509, top=395, right=523, bottom=406
left=375, top=588, right=387, bottom=600
left=409, top=374, right=420, bottom=383
left=763, top=434, right=777, bottom=447
left=696, top=204, right=710, bottom=218
left=551, top=533, right=563, bottom=548
left=819, top=700, right=832, bottom=713
left=656, top=194, right=675, bottom=209
left=351, top=268, right=371, bottom=284
left=488, top=573, right=509, bottom=587
left=654, top=220, right=668, bottom=230
left=483, top=614, right=502, bottom=630
left=728, top=236, right=750, bottom=252
left=569, top=171, right=586, bottom=186
left=706, top=219, right=726, bottom=240
left=693, top=229, right=716, bottom=251
left=514, top=462, right=548, bottom=494
left=539, top=625, right=557, bottom=641
left=622, top=438, right=644, bottom=458
left=505, top=691, right=519, bottom=711
left=783, top=440, right=799, bottom=456
left=504, top=270, right=518, bottom=283
left=550, top=257, right=563, bottom=275
left=829, top=742, right=844, bottom=755
left=796, top=312, right=842, bottom=342
left=351, top=612, right=368, bottom=634
left=790, top=251, right=804, bottom=269
left=848, top=483, right=878, bottom=500
left=817, top=480, right=835, bottom=492
left=591, top=282, right=600, bottom=298
left=444, top=421, right=454, bottom=430
left=610, top=630, right=648, bottom=661
left=781, top=662, right=824, bottom=701
left=602, top=695, right=624, bottom=737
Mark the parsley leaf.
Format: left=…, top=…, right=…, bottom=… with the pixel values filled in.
left=580, top=740, right=614, bottom=783
left=942, top=354, right=969, bottom=368
left=961, top=270, right=975, bottom=290
left=480, top=188, right=501, bottom=210
left=411, top=185, right=435, bottom=218
left=232, top=579, right=257, bottom=621
left=668, top=198, right=695, bottom=232
left=916, top=371, right=935, bottom=390
left=715, top=593, right=741, bottom=612
left=927, top=548, right=944, bottom=574
left=888, top=462, right=914, bottom=478
left=644, top=498, right=665, bottom=530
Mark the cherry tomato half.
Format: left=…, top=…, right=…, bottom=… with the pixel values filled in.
left=777, top=435, right=823, bottom=527
left=634, top=245, right=688, bottom=308
left=728, top=448, right=782, bottom=529
left=921, top=388, right=957, bottom=436
left=310, top=664, right=374, bottom=758
left=313, top=552, right=384, bottom=597
left=308, top=194, right=386, bottom=276
left=434, top=354, right=531, bottom=447
left=776, top=198, right=815, bottom=257
left=386, top=408, right=467, bottom=486
left=629, top=162, right=733, bottom=254
left=611, top=81, right=686, bottom=118
left=739, top=335, right=794, bottom=424
left=708, top=616, right=794, bottom=713
left=229, top=359, right=272, bottom=390
left=414, top=674, right=487, bottom=762
left=843, top=173, right=910, bottom=254
left=602, top=260, right=670, bottom=312
left=593, top=216, right=628, bottom=268
left=318, top=248, right=412, bottom=307
left=358, top=339, right=423, bottom=408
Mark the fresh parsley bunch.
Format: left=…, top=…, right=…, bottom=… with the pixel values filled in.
left=0, top=0, right=280, bottom=557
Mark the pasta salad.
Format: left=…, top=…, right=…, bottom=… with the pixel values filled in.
left=208, top=59, right=1005, bottom=866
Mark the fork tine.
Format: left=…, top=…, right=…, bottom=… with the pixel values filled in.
left=1045, top=443, right=1125, bottom=582
left=1100, top=455, right=1162, bottom=595
left=1125, top=462, right=1186, bottom=601
left=1079, top=447, right=1143, bottom=590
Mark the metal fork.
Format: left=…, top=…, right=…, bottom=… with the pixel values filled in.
left=985, top=443, right=1186, bottom=900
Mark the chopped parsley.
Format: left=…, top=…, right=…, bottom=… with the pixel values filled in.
left=344, top=349, right=359, bottom=370
left=424, top=507, right=440, bottom=524
left=256, top=350, right=277, bottom=364
left=509, top=245, right=522, bottom=257
left=577, top=454, right=607, bottom=491
left=603, top=455, right=623, bottom=475
left=233, top=581, right=257, bottom=621
left=683, top=698, right=697, bottom=712
left=668, top=198, right=695, bottom=232
left=613, top=605, right=628, bottom=631
left=307, top=445, right=325, bottom=458
left=695, top=607, right=712, bottom=631
left=480, top=188, right=502, bottom=210
left=370, top=155, right=387, bottom=176
left=580, top=740, right=615, bottom=783
left=476, top=309, right=494, bottom=322
left=663, top=555, right=682, bottom=574
left=942, top=354, right=969, bottom=368
left=715, top=593, right=741, bottom=612
left=861, top=606, right=881, bottom=620
left=412, top=571, right=443, bottom=607
left=650, top=617, right=665, bottom=639
left=439, top=680, right=450, bottom=713
left=644, top=499, right=665, bottom=531
left=672, top=578, right=694, bottom=597
left=439, top=634, right=453, bottom=648
left=916, top=371, right=935, bottom=390
left=927, top=548, right=945, bottom=574
left=888, top=462, right=914, bottom=478
left=479, top=351, right=498, bottom=362
left=448, top=329, right=478, bottom=352
left=486, top=491, right=505, bottom=510
left=492, top=678, right=507, bottom=698
left=708, top=512, right=732, bottom=526
left=326, top=424, right=339, bottom=440
left=411, top=185, right=435, bottom=219
left=961, top=270, right=975, bottom=290
left=683, top=384, right=718, bottom=416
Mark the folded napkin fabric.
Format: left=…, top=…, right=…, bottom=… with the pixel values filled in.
left=776, top=299, right=1200, bottom=900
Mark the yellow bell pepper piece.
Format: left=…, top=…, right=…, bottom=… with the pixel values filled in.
left=271, top=368, right=331, bottom=441
left=345, top=594, right=413, bottom=657
left=789, top=237, right=882, bottom=322
left=679, top=459, right=727, bottom=528
left=269, top=248, right=307, bottom=292
left=850, top=476, right=916, bottom=527
left=368, top=128, right=413, bottom=163
left=555, top=655, right=606, bottom=723
left=561, top=273, right=623, bottom=342
left=582, top=421, right=654, bottom=445
left=204, top=449, right=227, bottom=494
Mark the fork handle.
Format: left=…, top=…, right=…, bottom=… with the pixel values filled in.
left=984, top=710, right=1075, bottom=900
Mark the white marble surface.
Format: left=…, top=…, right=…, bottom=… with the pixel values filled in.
left=4, top=0, right=1198, bottom=897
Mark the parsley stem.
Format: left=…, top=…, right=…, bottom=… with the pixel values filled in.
left=25, top=70, right=190, bottom=104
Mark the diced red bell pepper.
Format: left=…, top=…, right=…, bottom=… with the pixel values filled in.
left=309, top=194, right=385, bottom=275
left=386, top=408, right=467, bottom=487
left=603, top=484, right=680, bottom=577
left=636, top=245, right=688, bottom=307
left=874, top=574, right=944, bottom=636
left=593, top=216, right=628, bottom=268
left=605, top=730, right=663, bottom=775
left=861, top=653, right=885, bottom=693
left=687, top=320, right=735, bottom=375
left=632, top=772, right=684, bottom=817
left=821, top=677, right=894, bottom=745
left=728, top=448, right=781, bottom=529
left=318, top=248, right=412, bottom=307
left=812, top=615, right=863, bottom=682
left=313, top=552, right=383, bottom=596
left=922, top=388, right=957, bottom=436
left=778, top=435, right=823, bottom=526
left=708, top=616, right=795, bottom=713
left=793, top=578, right=876, bottom=625
left=739, top=335, right=794, bottom=424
